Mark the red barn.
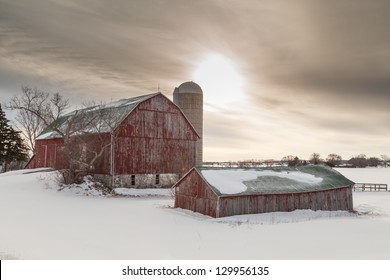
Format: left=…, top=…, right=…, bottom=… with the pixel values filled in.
left=26, top=93, right=199, bottom=188
left=173, top=165, right=354, bottom=217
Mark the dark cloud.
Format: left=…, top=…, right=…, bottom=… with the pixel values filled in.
left=248, top=0, right=390, bottom=109
left=1, top=0, right=389, bottom=160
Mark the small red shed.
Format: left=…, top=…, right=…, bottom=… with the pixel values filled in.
left=173, top=165, right=354, bottom=218
left=26, top=93, right=199, bottom=188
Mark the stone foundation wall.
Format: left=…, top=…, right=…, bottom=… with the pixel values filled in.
left=95, top=173, right=180, bottom=189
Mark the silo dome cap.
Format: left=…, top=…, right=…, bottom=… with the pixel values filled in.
left=178, top=81, right=203, bottom=94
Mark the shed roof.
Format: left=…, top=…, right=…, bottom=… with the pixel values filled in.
left=36, top=93, right=160, bottom=140
left=197, top=165, right=354, bottom=196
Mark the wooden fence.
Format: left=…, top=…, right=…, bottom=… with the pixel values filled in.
left=353, top=183, right=388, bottom=192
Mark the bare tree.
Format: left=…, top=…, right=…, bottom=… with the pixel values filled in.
left=73, top=102, right=119, bottom=186
left=381, top=155, right=389, bottom=168
left=281, top=155, right=300, bottom=166
left=51, top=103, right=118, bottom=184
left=6, top=86, right=69, bottom=153
left=348, top=154, right=367, bottom=168
left=309, top=153, right=322, bottom=165
left=367, top=157, right=380, bottom=167
left=264, top=159, right=275, bottom=167
left=7, top=87, right=117, bottom=185
left=326, top=153, right=342, bottom=167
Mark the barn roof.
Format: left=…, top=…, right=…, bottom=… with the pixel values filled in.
left=197, top=165, right=354, bottom=196
left=36, top=93, right=161, bottom=140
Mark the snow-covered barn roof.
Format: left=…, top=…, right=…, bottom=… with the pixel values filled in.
left=36, top=93, right=160, bottom=140
left=197, top=165, right=354, bottom=196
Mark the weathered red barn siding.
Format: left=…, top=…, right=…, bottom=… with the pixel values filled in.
left=83, top=133, right=111, bottom=174
left=217, top=186, right=353, bottom=218
left=27, top=134, right=111, bottom=173
left=114, top=94, right=198, bottom=175
left=174, top=169, right=219, bottom=217
left=173, top=168, right=353, bottom=218
left=25, top=138, right=65, bottom=169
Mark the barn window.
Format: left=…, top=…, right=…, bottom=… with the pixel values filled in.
left=155, top=174, right=160, bottom=185
left=131, top=175, right=135, bottom=186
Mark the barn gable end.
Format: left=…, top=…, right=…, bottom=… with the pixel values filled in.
left=113, top=93, right=199, bottom=178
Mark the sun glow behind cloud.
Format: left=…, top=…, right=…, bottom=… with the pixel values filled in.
left=193, top=53, right=245, bottom=110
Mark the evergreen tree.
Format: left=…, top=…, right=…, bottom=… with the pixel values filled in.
left=0, top=104, right=11, bottom=165
left=0, top=104, right=29, bottom=171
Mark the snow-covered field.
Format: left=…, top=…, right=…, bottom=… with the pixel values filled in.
left=1, top=167, right=390, bottom=260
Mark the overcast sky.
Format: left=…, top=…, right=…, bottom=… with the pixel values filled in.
left=1, top=0, right=389, bottom=161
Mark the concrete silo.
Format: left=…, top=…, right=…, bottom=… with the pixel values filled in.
left=173, top=81, right=203, bottom=166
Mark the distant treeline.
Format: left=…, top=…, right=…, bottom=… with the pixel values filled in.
left=203, top=153, right=389, bottom=168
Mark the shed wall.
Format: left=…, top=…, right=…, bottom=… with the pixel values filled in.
left=174, top=170, right=219, bottom=217
left=217, top=186, right=353, bottom=218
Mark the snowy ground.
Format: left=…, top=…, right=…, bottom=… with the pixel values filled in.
left=0, top=167, right=390, bottom=260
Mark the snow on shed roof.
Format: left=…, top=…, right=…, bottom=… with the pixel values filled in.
left=198, top=165, right=354, bottom=196
left=36, top=93, right=159, bottom=140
